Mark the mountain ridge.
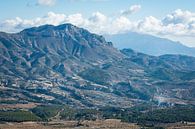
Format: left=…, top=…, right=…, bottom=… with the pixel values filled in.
left=0, top=24, right=195, bottom=108
left=105, top=32, right=195, bottom=57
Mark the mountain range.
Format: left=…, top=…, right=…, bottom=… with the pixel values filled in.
left=0, top=24, right=195, bottom=108
left=105, top=32, right=195, bottom=57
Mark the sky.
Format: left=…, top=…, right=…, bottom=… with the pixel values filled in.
left=0, top=0, right=195, bottom=47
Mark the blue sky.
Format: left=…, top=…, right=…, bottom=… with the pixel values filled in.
left=1, top=0, right=194, bottom=20
left=0, top=0, right=195, bottom=47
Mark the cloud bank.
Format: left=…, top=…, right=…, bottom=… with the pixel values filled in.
left=1, top=7, right=195, bottom=46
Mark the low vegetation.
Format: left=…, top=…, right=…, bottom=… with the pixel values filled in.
left=0, top=110, right=40, bottom=122
left=138, top=106, right=195, bottom=124
left=31, top=105, right=62, bottom=120
left=0, top=104, right=194, bottom=129
left=78, top=68, right=111, bottom=85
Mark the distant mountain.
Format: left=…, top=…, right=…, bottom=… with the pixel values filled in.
left=105, top=32, right=195, bottom=57
left=0, top=24, right=195, bottom=108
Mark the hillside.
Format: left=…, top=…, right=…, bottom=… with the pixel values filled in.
left=0, top=24, right=195, bottom=109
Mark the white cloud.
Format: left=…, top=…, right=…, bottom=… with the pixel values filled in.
left=121, top=5, right=141, bottom=16
left=163, top=9, right=195, bottom=25
left=136, top=9, right=195, bottom=37
left=160, top=9, right=195, bottom=37
left=37, top=0, right=56, bottom=6
left=89, top=12, right=107, bottom=24
left=1, top=9, right=195, bottom=46
left=0, top=12, right=66, bottom=32
left=109, top=16, right=134, bottom=34
left=65, top=13, right=88, bottom=26
left=137, top=16, right=163, bottom=34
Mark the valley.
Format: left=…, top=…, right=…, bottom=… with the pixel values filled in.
left=0, top=24, right=195, bottom=128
